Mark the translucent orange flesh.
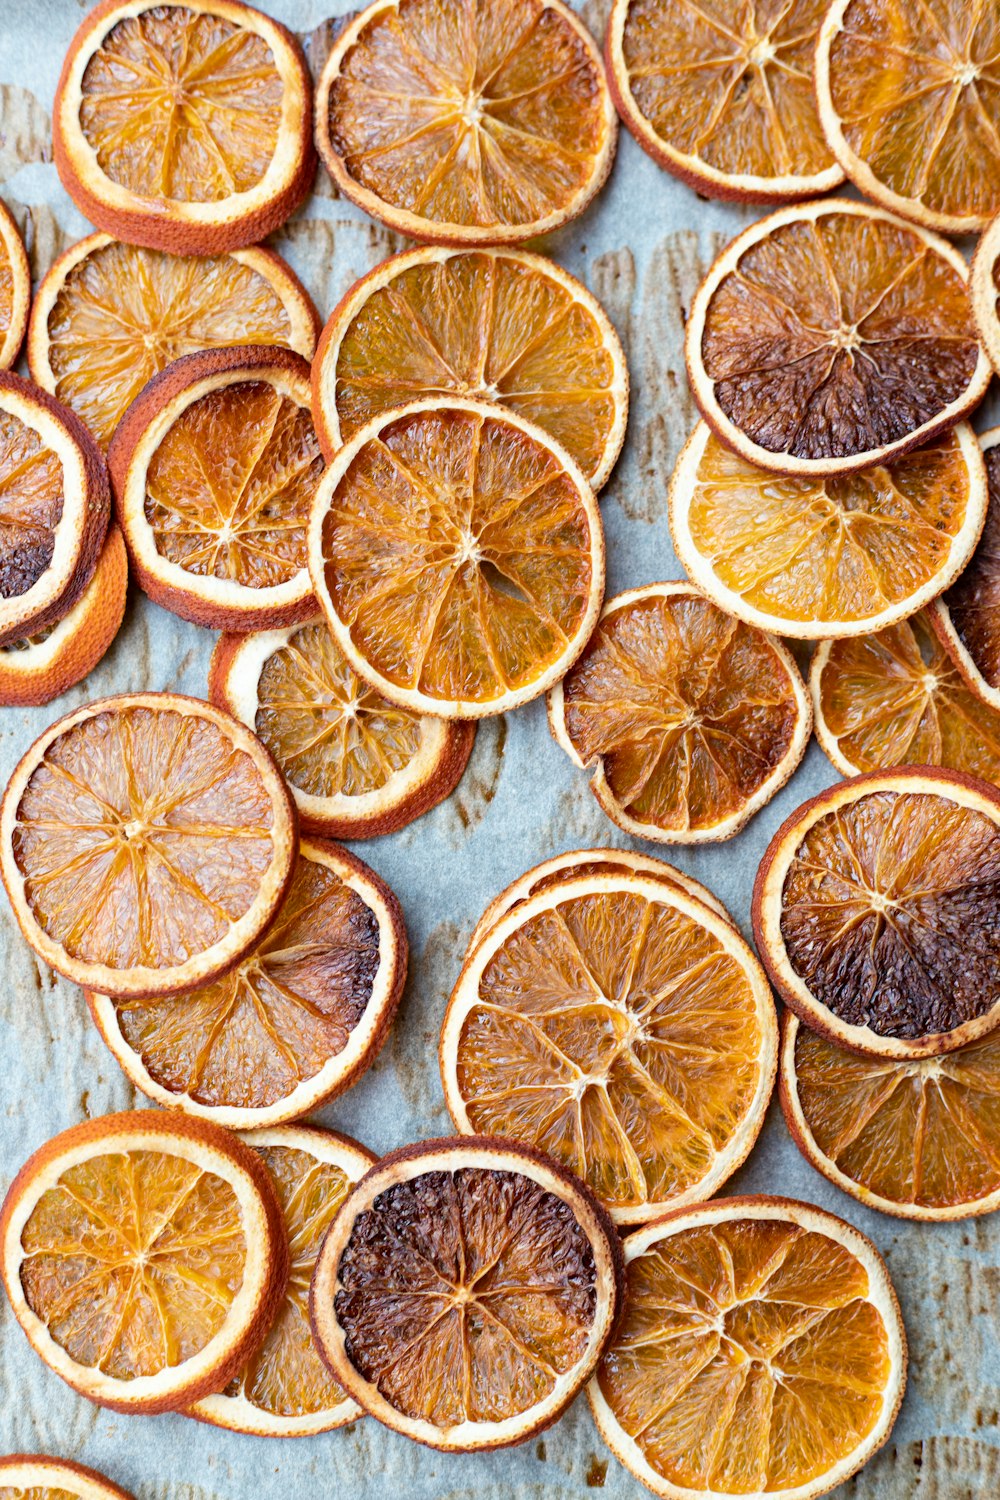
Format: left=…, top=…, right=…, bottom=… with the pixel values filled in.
left=0, top=409, right=64, bottom=601
left=321, top=406, right=596, bottom=705
left=598, top=1219, right=891, bottom=1494
left=942, top=447, right=1000, bottom=689
left=0, top=243, right=13, bottom=337
left=146, top=380, right=323, bottom=589
left=0, top=1486, right=80, bottom=1499
left=103, top=850, right=380, bottom=1110
left=828, top=0, right=1000, bottom=223
left=685, top=430, right=973, bottom=625
left=19, top=1148, right=246, bottom=1379
left=79, top=8, right=281, bottom=203
left=12, top=705, right=277, bottom=970
left=334, top=1165, right=598, bottom=1425
left=701, top=211, right=980, bottom=462
left=560, top=592, right=799, bottom=833
left=457, top=888, right=765, bottom=1212
left=327, top=0, right=607, bottom=229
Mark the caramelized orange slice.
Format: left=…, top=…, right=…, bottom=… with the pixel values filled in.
left=932, top=427, right=1000, bottom=712
left=0, top=199, right=30, bottom=370
left=971, top=216, right=1000, bottom=376
left=0, top=1456, right=134, bottom=1500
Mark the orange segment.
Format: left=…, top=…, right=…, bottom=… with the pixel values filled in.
left=0, top=1456, right=136, bottom=1500
left=0, top=410, right=65, bottom=603
left=933, top=430, right=1000, bottom=710
left=0, top=199, right=30, bottom=370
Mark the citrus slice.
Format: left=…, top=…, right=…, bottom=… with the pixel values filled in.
left=753, top=768, right=1000, bottom=1061
left=0, top=374, right=110, bottom=649
left=548, top=583, right=810, bottom=843
left=816, top=0, right=1000, bottom=236
left=0, top=198, right=30, bottom=371
left=315, top=0, right=617, bottom=246
left=53, top=0, right=315, bottom=255
left=0, top=692, right=296, bottom=999
left=686, top=200, right=991, bottom=478
left=0, top=525, right=127, bottom=708
left=605, top=0, right=842, bottom=203
left=931, top=427, right=1000, bottom=712
left=312, top=247, right=628, bottom=492
left=209, top=622, right=476, bottom=839
left=781, top=1013, right=1000, bottom=1222
left=0, top=1110, right=287, bottom=1414
left=441, top=871, right=777, bottom=1224
left=0, top=1455, right=134, bottom=1500
left=28, top=233, right=320, bottom=452
left=971, top=214, right=1000, bottom=376
left=308, top=397, right=604, bottom=719
left=588, top=1196, right=906, bottom=1500
left=109, top=346, right=323, bottom=631
left=86, top=839, right=407, bottom=1127
left=190, top=1126, right=375, bottom=1436
left=310, top=1135, right=624, bottom=1451
left=669, top=421, right=988, bottom=639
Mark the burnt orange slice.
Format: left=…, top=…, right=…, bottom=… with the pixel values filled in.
left=932, top=427, right=1000, bottom=712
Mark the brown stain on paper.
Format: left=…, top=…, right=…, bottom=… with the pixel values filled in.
left=388, top=918, right=468, bottom=1125
left=0, top=85, right=51, bottom=183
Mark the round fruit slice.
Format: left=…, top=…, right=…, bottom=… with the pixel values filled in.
left=53, top=0, right=315, bottom=255
left=669, top=421, right=988, bottom=639
left=309, top=397, right=604, bottom=719
left=931, top=427, right=1000, bottom=712
left=310, top=1135, right=624, bottom=1451
left=753, top=768, right=1000, bottom=1060
left=0, top=1110, right=288, bottom=1414
left=816, top=0, right=1000, bottom=236
left=209, top=622, right=475, bottom=839
left=442, top=872, right=777, bottom=1224
left=0, top=198, right=30, bottom=370
left=86, top=839, right=407, bottom=1126
left=190, top=1126, right=374, bottom=1436
left=686, top=200, right=990, bottom=478
left=312, top=247, right=628, bottom=492
left=588, top=1197, right=906, bottom=1500
left=109, top=346, right=323, bottom=631
left=781, top=1014, right=1000, bottom=1222
left=0, top=1455, right=134, bottom=1500
left=0, top=525, right=127, bottom=708
left=971, top=214, right=1000, bottom=376
left=29, top=233, right=320, bottom=452
left=0, top=692, right=296, bottom=999
left=548, top=583, right=810, bottom=843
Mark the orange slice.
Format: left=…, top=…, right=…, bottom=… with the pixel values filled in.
left=588, top=1197, right=906, bottom=1500
left=0, top=1456, right=134, bottom=1500
left=781, top=1013, right=1000, bottom=1222
left=310, top=1135, right=624, bottom=1451
left=28, top=233, right=320, bottom=452
left=209, top=622, right=476, bottom=839
left=0, top=692, right=296, bottom=999
left=816, top=0, right=1000, bottom=235
left=971, top=214, right=1000, bottom=376
left=686, top=200, right=991, bottom=478
left=308, top=397, right=604, bottom=718
left=53, top=0, right=315, bottom=254
left=441, top=871, right=777, bottom=1224
left=0, top=1110, right=287, bottom=1414
left=109, top=346, right=323, bottom=631
left=312, top=247, right=628, bottom=492
left=931, top=427, right=1000, bottom=712
left=190, top=1126, right=375, bottom=1436
left=753, top=768, right=1000, bottom=1060
left=548, top=583, right=810, bottom=843
left=316, top=0, right=616, bottom=247
left=0, top=198, right=30, bottom=371
left=86, top=839, right=407, bottom=1127
left=606, top=0, right=842, bottom=203
left=669, top=421, right=988, bottom=639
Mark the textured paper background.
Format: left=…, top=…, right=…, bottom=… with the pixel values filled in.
left=1, top=3, right=998, bottom=1496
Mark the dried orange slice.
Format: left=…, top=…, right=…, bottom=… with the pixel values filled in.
left=588, top=1197, right=906, bottom=1500
left=28, top=233, right=320, bottom=452
left=190, top=1126, right=374, bottom=1436
left=441, top=871, right=777, bottom=1224
left=753, top=769, right=1000, bottom=1060
left=606, top=0, right=842, bottom=203
left=932, top=427, right=1000, bottom=712
left=0, top=1456, right=134, bottom=1500
left=781, top=1013, right=1000, bottom=1222
left=309, top=397, right=604, bottom=719
left=0, top=692, right=296, bottom=999
left=669, top=421, right=988, bottom=639
left=312, top=247, right=628, bottom=492
left=686, top=200, right=991, bottom=478
left=86, top=839, right=406, bottom=1126
left=548, top=583, right=810, bottom=843
left=53, top=0, right=315, bottom=255
left=209, top=622, right=476, bottom=839
left=310, top=1135, right=624, bottom=1451
left=0, top=198, right=30, bottom=371
left=0, top=1110, right=287, bottom=1414
left=816, top=0, right=1000, bottom=236
left=109, top=346, right=323, bottom=631
left=971, top=215, right=1000, bottom=376
left=315, top=0, right=616, bottom=246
